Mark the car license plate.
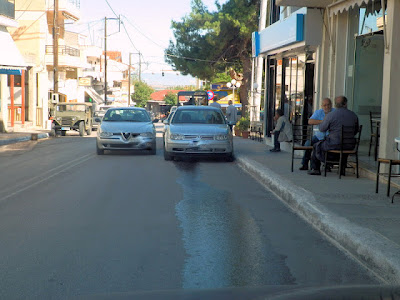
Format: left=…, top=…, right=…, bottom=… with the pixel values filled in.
left=61, top=127, right=70, bottom=130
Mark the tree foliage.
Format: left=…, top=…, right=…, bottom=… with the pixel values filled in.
left=165, top=0, right=260, bottom=111
left=133, top=81, right=154, bottom=108
left=164, top=92, right=177, bottom=106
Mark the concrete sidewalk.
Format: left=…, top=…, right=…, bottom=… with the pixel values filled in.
left=234, top=137, right=400, bottom=284
left=0, top=130, right=50, bottom=146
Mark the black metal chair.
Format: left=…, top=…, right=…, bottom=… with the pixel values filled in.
left=376, top=159, right=400, bottom=202
left=324, top=125, right=363, bottom=179
left=369, top=111, right=381, bottom=161
left=291, top=124, right=313, bottom=172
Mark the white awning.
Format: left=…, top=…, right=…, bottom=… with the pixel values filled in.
left=276, top=0, right=332, bottom=8
left=0, top=26, right=27, bottom=69
left=328, top=0, right=373, bottom=16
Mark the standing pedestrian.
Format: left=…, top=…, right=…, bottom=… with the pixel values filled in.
left=226, top=100, right=238, bottom=131
left=209, top=96, right=221, bottom=110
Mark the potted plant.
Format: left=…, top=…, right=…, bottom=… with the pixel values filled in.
left=236, top=116, right=250, bottom=139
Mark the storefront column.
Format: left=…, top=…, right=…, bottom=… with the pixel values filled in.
left=332, top=12, right=348, bottom=97
left=21, top=70, right=25, bottom=125
left=0, top=75, right=8, bottom=132
left=10, top=75, right=14, bottom=127
left=380, top=0, right=400, bottom=159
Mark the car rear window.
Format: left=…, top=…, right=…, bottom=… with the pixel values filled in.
left=171, top=109, right=225, bottom=124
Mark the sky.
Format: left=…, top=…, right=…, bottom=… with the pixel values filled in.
left=69, top=0, right=226, bottom=87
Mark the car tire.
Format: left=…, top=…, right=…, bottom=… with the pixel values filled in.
left=79, top=122, right=85, bottom=137
left=150, top=142, right=156, bottom=155
left=225, top=152, right=235, bottom=162
left=96, top=144, right=104, bottom=155
left=61, top=130, right=66, bottom=136
left=163, top=144, right=172, bottom=161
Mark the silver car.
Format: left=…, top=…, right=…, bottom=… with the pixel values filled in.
left=163, top=106, right=234, bottom=161
left=96, top=107, right=157, bottom=155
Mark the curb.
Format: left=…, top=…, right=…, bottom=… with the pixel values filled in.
left=0, top=133, right=49, bottom=146
left=236, top=154, right=400, bottom=284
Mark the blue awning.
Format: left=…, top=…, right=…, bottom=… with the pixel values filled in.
left=0, top=68, right=21, bottom=75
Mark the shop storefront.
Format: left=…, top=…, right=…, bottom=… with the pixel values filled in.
left=254, top=7, right=323, bottom=137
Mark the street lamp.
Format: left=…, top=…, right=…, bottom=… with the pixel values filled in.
left=226, top=79, right=241, bottom=105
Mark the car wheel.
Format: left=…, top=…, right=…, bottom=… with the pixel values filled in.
left=78, top=122, right=84, bottom=137
left=96, top=144, right=104, bottom=155
left=150, top=142, right=156, bottom=155
left=61, top=130, right=66, bottom=136
left=163, top=144, right=172, bottom=161
left=225, top=152, right=235, bottom=162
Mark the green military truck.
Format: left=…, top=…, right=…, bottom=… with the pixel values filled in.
left=52, top=102, right=93, bottom=136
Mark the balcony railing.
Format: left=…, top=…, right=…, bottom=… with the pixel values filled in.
left=0, top=0, right=15, bottom=19
left=46, top=45, right=80, bottom=57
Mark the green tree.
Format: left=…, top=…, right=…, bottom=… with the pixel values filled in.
left=133, top=81, right=154, bottom=108
left=165, top=0, right=260, bottom=112
left=164, top=92, right=177, bottom=106
left=211, top=71, right=232, bottom=84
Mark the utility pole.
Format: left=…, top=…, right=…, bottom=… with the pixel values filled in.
left=53, top=0, right=59, bottom=95
left=104, top=17, right=107, bottom=104
left=103, top=16, right=121, bottom=105
left=128, top=52, right=131, bottom=106
left=138, top=51, right=141, bottom=82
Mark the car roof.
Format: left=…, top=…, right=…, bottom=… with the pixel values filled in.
left=107, top=107, right=146, bottom=111
left=176, top=106, right=220, bottom=111
left=57, top=102, right=92, bottom=106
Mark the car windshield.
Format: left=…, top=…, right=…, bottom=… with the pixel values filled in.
left=103, top=109, right=151, bottom=122
left=171, top=109, right=226, bottom=124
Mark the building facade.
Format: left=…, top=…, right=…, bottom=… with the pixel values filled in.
left=0, top=0, right=27, bottom=132
left=254, top=0, right=399, bottom=160
left=9, top=0, right=82, bottom=129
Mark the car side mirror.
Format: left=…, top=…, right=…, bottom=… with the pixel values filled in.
left=95, top=117, right=101, bottom=123
left=152, top=118, right=159, bottom=123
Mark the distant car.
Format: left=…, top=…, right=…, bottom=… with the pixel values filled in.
left=163, top=106, right=234, bottom=161
left=96, top=107, right=157, bottom=155
left=92, top=105, right=115, bottom=130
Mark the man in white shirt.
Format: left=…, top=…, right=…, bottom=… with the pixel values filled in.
left=226, top=100, right=238, bottom=131
left=209, top=96, right=222, bottom=109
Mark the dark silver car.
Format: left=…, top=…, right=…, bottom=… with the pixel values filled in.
left=163, top=106, right=234, bottom=161
left=96, top=107, right=157, bottom=155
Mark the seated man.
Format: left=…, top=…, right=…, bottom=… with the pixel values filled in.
left=299, top=98, right=334, bottom=170
left=308, top=96, right=359, bottom=175
left=270, top=109, right=292, bottom=152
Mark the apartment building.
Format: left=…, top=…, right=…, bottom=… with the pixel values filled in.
left=0, top=0, right=27, bottom=132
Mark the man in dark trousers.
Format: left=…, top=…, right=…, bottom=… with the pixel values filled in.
left=308, top=96, right=359, bottom=175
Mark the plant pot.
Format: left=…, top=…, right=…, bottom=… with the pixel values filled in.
left=234, top=128, right=241, bottom=137
left=241, top=131, right=250, bottom=139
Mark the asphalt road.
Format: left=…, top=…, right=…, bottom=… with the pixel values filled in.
left=0, top=132, right=379, bottom=299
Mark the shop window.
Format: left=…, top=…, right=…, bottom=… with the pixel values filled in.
left=7, top=75, right=21, bottom=87
left=270, top=0, right=280, bottom=24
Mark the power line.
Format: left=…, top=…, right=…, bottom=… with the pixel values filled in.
left=104, top=0, right=119, bottom=18
left=121, top=21, right=139, bottom=53
left=121, top=16, right=235, bottom=65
